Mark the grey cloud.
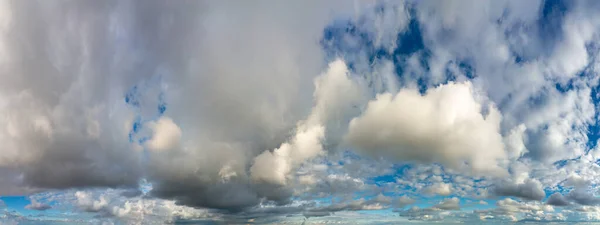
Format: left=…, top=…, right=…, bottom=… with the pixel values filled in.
left=149, top=180, right=262, bottom=212
left=0, top=0, right=357, bottom=212
left=303, top=211, right=331, bottom=218
left=300, top=196, right=393, bottom=218
left=0, top=0, right=143, bottom=190
left=0, top=167, right=38, bottom=196
left=473, top=198, right=555, bottom=221
left=567, top=188, right=600, bottom=206
left=492, top=179, right=546, bottom=201
left=120, top=189, right=143, bottom=198
left=394, top=195, right=416, bottom=208
left=397, top=207, right=443, bottom=221
left=24, top=200, right=51, bottom=211
left=396, top=197, right=461, bottom=221
left=546, top=192, right=570, bottom=206
left=434, top=197, right=460, bottom=210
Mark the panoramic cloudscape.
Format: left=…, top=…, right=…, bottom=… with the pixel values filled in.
left=3, top=0, right=600, bottom=224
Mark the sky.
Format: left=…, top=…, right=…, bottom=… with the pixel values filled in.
left=3, top=0, right=600, bottom=224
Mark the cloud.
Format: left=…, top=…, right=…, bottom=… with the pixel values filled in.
left=423, top=183, right=453, bottom=196
left=546, top=193, right=570, bottom=206
left=567, top=188, right=600, bottom=206
left=145, top=117, right=181, bottom=152
left=24, top=199, right=51, bottom=211
left=395, top=196, right=416, bottom=208
left=397, top=197, right=461, bottom=221
left=305, top=197, right=388, bottom=216
left=434, top=197, right=460, bottom=210
left=75, top=191, right=109, bottom=212
left=474, top=198, right=555, bottom=221
left=0, top=0, right=360, bottom=211
left=250, top=59, right=361, bottom=187
left=346, top=81, right=507, bottom=176
left=492, top=179, right=546, bottom=201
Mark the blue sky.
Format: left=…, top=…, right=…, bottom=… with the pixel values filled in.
left=3, top=0, right=600, bottom=224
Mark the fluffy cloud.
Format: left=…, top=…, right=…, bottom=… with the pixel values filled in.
left=492, top=179, right=546, bottom=201
left=474, top=198, right=556, bottom=222
left=397, top=197, right=461, bottom=221
left=423, top=183, right=453, bottom=196
left=145, top=117, right=182, bottom=152
left=250, top=59, right=360, bottom=186
left=395, top=196, right=416, bottom=208
left=346, top=81, right=507, bottom=176
left=434, top=197, right=460, bottom=210
left=24, top=199, right=50, bottom=211
left=567, top=188, right=600, bottom=206
left=75, top=191, right=109, bottom=212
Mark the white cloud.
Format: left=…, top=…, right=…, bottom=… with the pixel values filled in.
left=250, top=59, right=360, bottom=186
left=75, top=191, right=109, bottom=212
left=346, top=81, right=507, bottom=176
left=424, top=183, right=453, bottom=196
left=146, top=117, right=182, bottom=152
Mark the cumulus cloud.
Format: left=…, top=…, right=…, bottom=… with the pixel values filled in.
left=397, top=197, right=461, bottom=221
left=395, top=196, right=416, bottom=208
left=434, top=197, right=460, bottom=210
left=423, top=183, right=453, bottom=196
left=567, top=188, right=600, bottom=206
left=75, top=191, right=109, bottom=212
left=145, top=117, right=182, bottom=152
left=474, top=198, right=556, bottom=222
left=493, top=179, right=546, bottom=201
left=0, top=0, right=360, bottom=211
left=546, top=193, right=570, bottom=206
left=24, top=199, right=51, bottom=211
left=250, top=59, right=361, bottom=186
left=346, top=81, right=507, bottom=176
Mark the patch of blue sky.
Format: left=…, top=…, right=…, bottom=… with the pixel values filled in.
left=368, top=164, right=412, bottom=186
left=539, top=0, right=570, bottom=52
left=0, top=196, right=65, bottom=220
left=321, top=3, right=482, bottom=97
left=124, top=75, right=169, bottom=148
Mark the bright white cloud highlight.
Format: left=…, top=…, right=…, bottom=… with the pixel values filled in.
left=346, top=81, right=507, bottom=176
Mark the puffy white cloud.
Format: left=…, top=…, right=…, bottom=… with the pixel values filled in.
left=423, top=183, right=453, bottom=196
left=146, top=117, right=181, bottom=152
left=75, top=191, right=109, bottom=212
left=251, top=59, right=360, bottom=186
left=346, top=81, right=507, bottom=176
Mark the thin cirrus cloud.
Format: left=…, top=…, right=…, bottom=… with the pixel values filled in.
left=2, top=0, right=600, bottom=224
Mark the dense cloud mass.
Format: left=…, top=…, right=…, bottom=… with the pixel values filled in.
left=3, top=0, right=600, bottom=224
left=345, top=81, right=507, bottom=176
